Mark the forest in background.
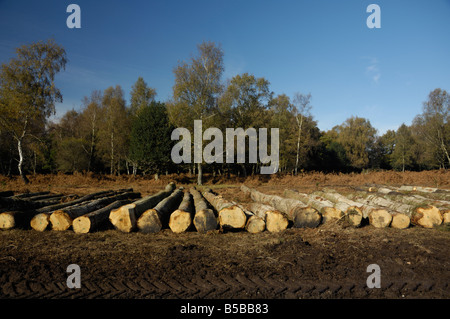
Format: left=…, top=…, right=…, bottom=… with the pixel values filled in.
left=0, top=39, right=449, bottom=185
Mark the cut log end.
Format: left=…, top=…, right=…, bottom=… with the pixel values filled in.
left=109, top=204, right=136, bottom=233
left=321, top=207, right=345, bottom=223
left=368, top=209, right=392, bottom=228
left=72, top=216, right=91, bottom=234
left=0, top=212, right=15, bottom=230
left=345, top=206, right=363, bottom=227
left=245, top=215, right=265, bottom=233
left=411, top=206, right=443, bottom=228
left=169, top=209, right=192, bottom=233
left=137, top=209, right=162, bottom=234
left=443, top=211, right=450, bottom=225
left=30, top=213, right=50, bottom=232
left=391, top=213, right=410, bottom=229
left=265, top=211, right=289, bottom=233
left=50, top=210, right=73, bottom=231
left=193, top=209, right=217, bottom=234
left=218, top=205, right=247, bottom=229
left=291, top=206, right=321, bottom=228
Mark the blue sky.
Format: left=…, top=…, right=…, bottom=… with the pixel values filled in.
left=1, top=0, right=449, bottom=134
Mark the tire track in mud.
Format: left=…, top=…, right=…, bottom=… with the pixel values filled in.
left=1, top=274, right=448, bottom=299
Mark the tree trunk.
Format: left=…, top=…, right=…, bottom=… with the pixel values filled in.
left=50, top=192, right=140, bottom=231
left=109, top=182, right=176, bottom=232
left=17, top=137, right=29, bottom=184
left=190, top=188, right=217, bottom=233
left=72, top=200, right=129, bottom=234
left=169, top=190, right=194, bottom=233
left=241, top=185, right=321, bottom=228
left=202, top=189, right=247, bottom=230
left=197, top=162, right=203, bottom=185
left=283, top=189, right=344, bottom=223
left=137, top=188, right=184, bottom=233
left=246, top=202, right=289, bottom=233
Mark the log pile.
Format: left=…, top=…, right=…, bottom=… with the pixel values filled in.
left=1, top=182, right=448, bottom=234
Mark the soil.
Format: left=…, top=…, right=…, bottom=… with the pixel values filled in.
left=0, top=171, right=449, bottom=299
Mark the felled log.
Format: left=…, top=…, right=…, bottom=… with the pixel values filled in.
left=366, top=186, right=402, bottom=196
left=284, top=189, right=344, bottom=223
left=72, top=200, right=129, bottom=234
left=390, top=213, right=411, bottom=229
left=169, top=190, right=194, bottom=233
left=368, top=209, right=392, bottom=228
left=0, top=211, right=23, bottom=230
left=349, top=193, right=415, bottom=216
left=24, top=193, right=64, bottom=202
left=137, top=188, right=184, bottom=234
left=0, top=191, right=14, bottom=197
left=30, top=189, right=136, bottom=232
left=443, top=211, right=450, bottom=224
left=202, top=188, right=247, bottom=230
left=313, top=190, right=365, bottom=227
left=241, top=185, right=321, bottom=228
left=190, top=188, right=217, bottom=233
left=50, top=192, right=140, bottom=231
left=109, top=183, right=175, bottom=232
left=410, top=206, right=443, bottom=228
left=14, top=191, right=51, bottom=199
left=234, top=204, right=265, bottom=233
left=397, top=185, right=448, bottom=193
left=247, top=202, right=288, bottom=233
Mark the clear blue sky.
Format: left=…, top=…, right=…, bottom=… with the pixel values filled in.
left=1, top=0, right=449, bottom=134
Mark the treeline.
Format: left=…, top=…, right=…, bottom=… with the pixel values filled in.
left=0, top=40, right=449, bottom=184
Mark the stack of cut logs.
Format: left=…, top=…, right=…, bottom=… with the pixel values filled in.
left=0, top=183, right=449, bottom=234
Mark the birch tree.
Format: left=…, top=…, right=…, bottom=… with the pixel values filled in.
left=0, top=39, right=67, bottom=183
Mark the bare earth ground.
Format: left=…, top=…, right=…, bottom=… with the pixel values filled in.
left=0, top=171, right=449, bottom=301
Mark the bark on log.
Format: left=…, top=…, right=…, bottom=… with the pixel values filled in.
left=410, top=206, right=443, bottom=228
left=246, top=202, right=289, bottom=233
left=72, top=200, right=129, bottom=234
left=50, top=192, right=140, bottom=231
left=348, top=192, right=435, bottom=218
left=202, top=189, right=247, bottom=230
left=109, top=183, right=175, bottom=232
left=24, top=193, right=64, bottom=202
left=190, top=188, right=217, bottom=234
left=14, top=191, right=51, bottom=199
left=169, top=190, right=194, bottom=233
left=241, top=185, right=321, bottom=228
left=284, top=189, right=344, bottom=223
left=137, top=188, right=184, bottom=234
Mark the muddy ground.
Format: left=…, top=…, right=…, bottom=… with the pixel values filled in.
left=0, top=171, right=449, bottom=300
